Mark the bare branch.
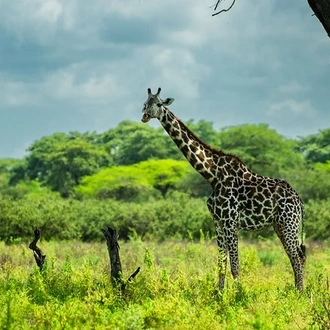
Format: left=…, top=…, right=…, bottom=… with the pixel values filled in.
left=212, top=0, right=236, bottom=17
left=127, top=267, right=141, bottom=283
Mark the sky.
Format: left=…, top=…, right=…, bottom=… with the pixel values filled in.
left=0, top=0, right=329, bottom=159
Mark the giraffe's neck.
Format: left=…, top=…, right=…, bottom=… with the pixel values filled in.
left=159, top=108, right=217, bottom=183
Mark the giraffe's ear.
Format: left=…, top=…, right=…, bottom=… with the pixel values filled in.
left=163, top=98, right=174, bottom=106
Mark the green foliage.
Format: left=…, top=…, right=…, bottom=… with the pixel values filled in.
left=0, top=196, right=79, bottom=242
left=100, top=120, right=181, bottom=165
left=22, top=132, right=69, bottom=181
left=309, top=274, right=330, bottom=329
left=218, top=124, right=304, bottom=178
left=176, top=167, right=212, bottom=197
left=304, top=199, right=330, bottom=240
left=7, top=160, right=28, bottom=186
left=1, top=180, right=55, bottom=200
left=186, top=119, right=219, bottom=147
left=285, top=167, right=330, bottom=202
left=76, top=164, right=153, bottom=201
left=0, top=158, right=21, bottom=191
left=0, top=158, right=19, bottom=174
left=314, top=160, right=330, bottom=173
left=134, top=159, right=189, bottom=197
left=76, top=159, right=189, bottom=199
left=0, top=192, right=213, bottom=242
left=298, top=128, right=330, bottom=163
left=0, top=240, right=329, bottom=329
left=44, top=138, right=111, bottom=197
left=9, top=133, right=111, bottom=197
left=0, top=159, right=57, bottom=200
left=1, top=121, right=330, bottom=242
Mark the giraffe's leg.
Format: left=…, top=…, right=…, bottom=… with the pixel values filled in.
left=225, top=227, right=240, bottom=281
left=274, top=223, right=304, bottom=292
left=286, top=247, right=304, bottom=293
left=215, top=227, right=228, bottom=291
left=208, top=194, right=229, bottom=291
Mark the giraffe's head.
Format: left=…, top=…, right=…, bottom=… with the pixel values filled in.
left=141, top=87, right=174, bottom=123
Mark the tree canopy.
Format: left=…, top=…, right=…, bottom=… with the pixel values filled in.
left=6, top=120, right=327, bottom=200
left=76, top=159, right=189, bottom=200
left=298, top=128, right=330, bottom=164
left=1, top=119, right=330, bottom=242
left=217, top=124, right=304, bottom=178
left=9, top=133, right=111, bottom=197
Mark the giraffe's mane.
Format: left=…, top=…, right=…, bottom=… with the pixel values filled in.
left=172, top=112, right=248, bottom=167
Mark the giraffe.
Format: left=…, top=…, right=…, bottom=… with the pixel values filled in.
left=141, top=87, right=306, bottom=292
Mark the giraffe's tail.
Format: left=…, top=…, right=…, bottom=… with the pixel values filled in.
left=299, top=244, right=306, bottom=258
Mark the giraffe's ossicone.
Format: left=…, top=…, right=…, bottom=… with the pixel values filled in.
left=141, top=88, right=306, bottom=292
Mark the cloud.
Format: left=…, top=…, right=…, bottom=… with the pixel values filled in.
left=0, top=0, right=329, bottom=158
left=44, top=64, right=120, bottom=103
left=36, top=0, right=63, bottom=24
left=277, top=81, right=306, bottom=94
left=0, top=80, right=42, bottom=107
left=267, top=99, right=316, bottom=117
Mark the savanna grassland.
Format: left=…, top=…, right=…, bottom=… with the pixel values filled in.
left=1, top=122, right=330, bottom=329
left=1, top=238, right=330, bottom=330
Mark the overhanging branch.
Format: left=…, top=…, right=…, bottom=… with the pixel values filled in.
left=211, top=0, right=330, bottom=39
left=307, top=0, right=330, bottom=38
left=212, top=0, right=236, bottom=17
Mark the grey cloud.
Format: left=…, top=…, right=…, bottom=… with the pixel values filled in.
left=0, top=0, right=329, bottom=158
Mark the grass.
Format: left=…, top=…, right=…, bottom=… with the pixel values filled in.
left=0, top=238, right=330, bottom=329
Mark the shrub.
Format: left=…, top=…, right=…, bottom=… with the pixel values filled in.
left=305, top=199, right=330, bottom=240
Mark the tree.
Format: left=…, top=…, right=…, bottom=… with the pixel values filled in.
left=186, top=119, right=219, bottom=147
left=176, top=167, right=212, bottom=198
left=0, top=158, right=19, bottom=174
left=23, top=132, right=69, bottom=182
left=8, top=132, right=111, bottom=196
left=76, top=159, right=189, bottom=200
left=137, top=159, right=189, bottom=197
left=45, top=138, right=111, bottom=197
left=211, top=0, right=330, bottom=38
left=173, top=124, right=306, bottom=198
left=298, top=128, right=330, bottom=164
left=0, top=158, right=19, bottom=186
left=0, top=158, right=23, bottom=197
left=285, top=166, right=330, bottom=202
left=101, top=120, right=181, bottom=165
left=217, top=124, right=304, bottom=178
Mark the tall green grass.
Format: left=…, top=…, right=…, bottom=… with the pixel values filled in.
left=1, top=239, right=329, bottom=329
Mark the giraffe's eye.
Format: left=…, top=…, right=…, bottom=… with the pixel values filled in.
left=157, top=102, right=162, bottom=107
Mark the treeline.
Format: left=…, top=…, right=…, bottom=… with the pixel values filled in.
left=1, top=120, right=330, bottom=241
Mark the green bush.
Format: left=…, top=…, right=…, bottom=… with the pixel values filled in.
left=305, top=199, right=330, bottom=240
left=1, top=190, right=329, bottom=243
left=0, top=193, right=213, bottom=242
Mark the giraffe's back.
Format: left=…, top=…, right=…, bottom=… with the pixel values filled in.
left=237, top=175, right=302, bottom=231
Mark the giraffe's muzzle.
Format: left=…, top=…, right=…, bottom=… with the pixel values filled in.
left=141, top=113, right=150, bottom=123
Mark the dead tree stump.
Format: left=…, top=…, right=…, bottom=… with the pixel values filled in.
left=102, top=226, right=140, bottom=290
left=102, top=227, right=123, bottom=284
left=29, top=228, right=46, bottom=271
